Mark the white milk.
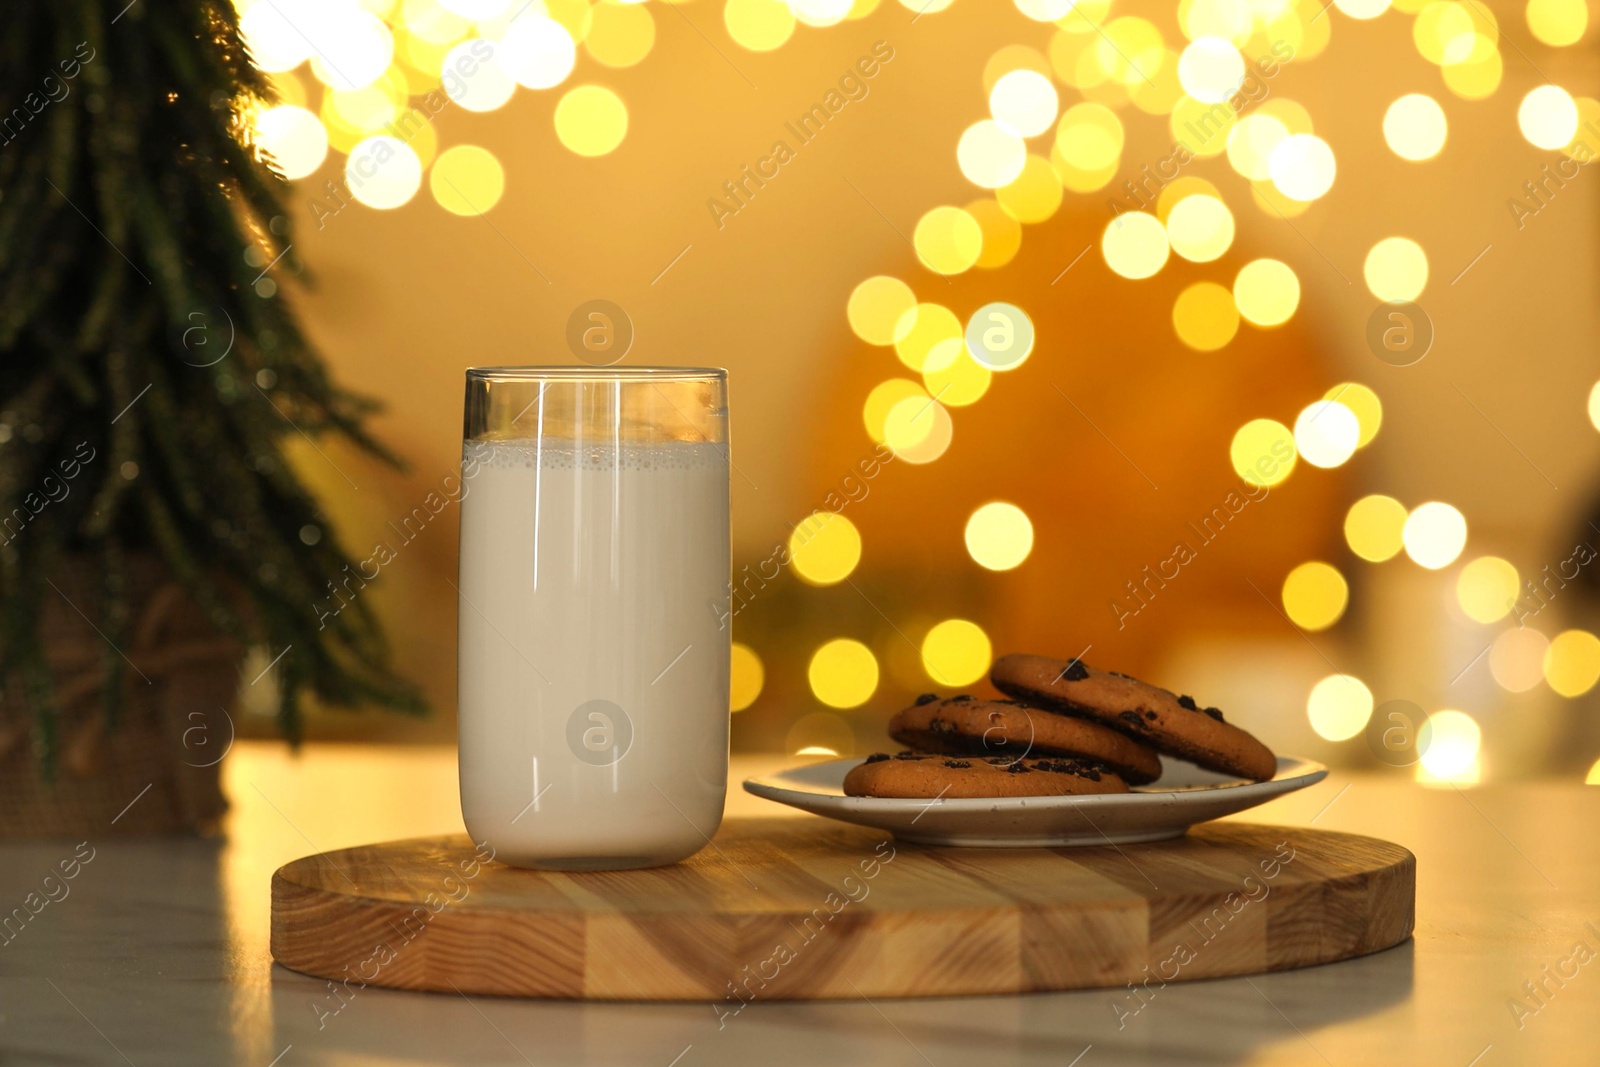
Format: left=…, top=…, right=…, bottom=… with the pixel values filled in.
left=457, top=439, right=729, bottom=868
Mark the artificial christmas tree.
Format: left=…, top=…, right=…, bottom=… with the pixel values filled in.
left=0, top=0, right=422, bottom=833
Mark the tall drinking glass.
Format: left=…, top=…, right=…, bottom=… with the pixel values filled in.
left=457, top=367, right=730, bottom=870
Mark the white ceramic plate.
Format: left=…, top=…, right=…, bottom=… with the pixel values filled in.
left=743, top=756, right=1327, bottom=847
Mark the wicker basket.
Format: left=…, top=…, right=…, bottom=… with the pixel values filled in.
left=0, top=559, right=242, bottom=838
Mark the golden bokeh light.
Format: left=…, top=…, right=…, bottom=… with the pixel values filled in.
left=1171, top=94, right=1237, bottom=157
left=1565, top=97, right=1600, bottom=158
left=1055, top=102, right=1125, bottom=170
left=1282, top=561, right=1349, bottom=631
left=1334, top=0, right=1393, bottom=17
left=808, top=638, right=880, bottom=709
left=913, top=206, right=984, bottom=275
left=443, top=40, right=516, bottom=111
left=894, top=303, right=964, bottom=373
left=345, top=135, right=423, bottom=209
left=554, top=84, right=628, bottom=156
left=1183, top=0, right=1254, bottom=42
left=966, top=199, right=1024, bottom=268
left=957, top=119, right=1028, bottom=188
left=239, top=2, right=315, bottom=72
left=1226, top=113, right=1290, bottom=180
left=1491, top=627, right=1549, bottom=691
left=309, top=9, right=395, bottom=91
left=923, top=349, right=993, bottom=407
left=1546, top=630, right=1600, bottom=697
left=996, top=155, right=1064, bottom=223
left=1345, top=494, right=1408, bottom=562
left=327, top=83, right=400, bottom=136
left=1293, top=400, right=1361, bottom=468
left=1101, top=212, right=1170, bottom=279
left=429, top=144, right=505, bottom=214
left=1417, top=709, right=1480, bottom=779
left=438, top=0, right=511, bottom=18
left=254, top=105, right=329, bottom=180
left=990, top=68, right=1060, bottom=137
left=1155, top=176, right=1221, bottom=220
left=584, top=0, right=655, bottom=68
left=403, top=0, right=471, bottom=47
left=1307, top=675, right=1374, bottom=741
left=863, top=378, right=928, bottom=442
left=789, top=512, right=863, bottom=585
left=1403, top=501, right=1468, bottom=569
left=500, top=16, right=579, bottom=88
left=1233, top=258, right=1300, bottom=326
left=1518, top=84, right=1580, bottom=149
left=1230, top=418, right=1297, bottom=486
left=1442, top=47, right=1503, bottom=100
left=267, top=70, right=308, bottom=109
left=792, top=0, right=855, bottom=27
left=1527, top=0, right=1588, bottom=45
left=1364, top=237, right=1430, bottom=301
left=1414, top=2, right=1480, bottom=64
left=1053, top=152, right=1120, bottom=193
left=1166, top=194, right=1235, bottom=262
left=1268, top=133, right=1336, bottom=200
left=1325, top=383, right=1383, bottom=447
left=1015, top=0, right=1078, bottom=18
left=1096, top=17, right=1167, bottom=86
left=1130, top=48, right=1187, bottom=114
left=983, top=45, right=1053, bottom=94
left=885, top=396, right=954, bottom=463
left=724, top=0, right=797, bottom=51
left=1589, top=381, right=1600, bottom=431
left=1172, top=282, right=1240, bottom=351
left=1259, top=97, right=1315, bottom=136
left=965, top=502, right=1035, bottom=571
left=848, top=275, right=918, bottom=346
left=1383, top=93, right=1448, bottom=161
left=730, top=642, right=765, bottom=712
left=1456, top=555, right=1520, bottom=623
left=921, top=619, right=993, bottom=686
left=1177, top=37, right=1246, bottom=103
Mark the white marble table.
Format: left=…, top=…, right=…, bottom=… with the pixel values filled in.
left=2, top=742, right=1597, bottom=1065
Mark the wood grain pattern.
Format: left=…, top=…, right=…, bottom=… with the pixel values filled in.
left=270, top=818, right=1414, bottom=1000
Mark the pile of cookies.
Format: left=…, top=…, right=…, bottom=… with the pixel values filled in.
left=842, top=652, right=1278, bottom=800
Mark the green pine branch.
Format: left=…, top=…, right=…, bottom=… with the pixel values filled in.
left=0, top=0, right=426, bottom=770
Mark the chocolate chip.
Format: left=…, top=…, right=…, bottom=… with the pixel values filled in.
left=928, top=717, right=954, bottom=733
left=914, top=693, right=939, bottom=706
left=1144, top=710, right=1158, bottom=720
left=863, top=753, right=891, bottom=764
left=943, top=759, right=972, bottom=769
left=1177, top=694, right=1198, bottom=711
left=893, top=751, right=928, bottom=760
left=1203, top=706, right=1225, bottom=722
left=1005, top=761, right=1032, bottom=774
left=1118, top=710, right=1145, bottom=727
left=1057, top=659, right=1090, bottom=682
left=950, top=694, right=974, bottom=703
left=1034, top=757, right=1101, bottom=780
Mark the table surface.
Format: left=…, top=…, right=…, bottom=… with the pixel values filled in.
left=2, top=743, right=1597, bottom=1066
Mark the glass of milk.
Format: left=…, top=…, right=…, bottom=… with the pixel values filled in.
left=457, top=367, right=730, bottom=869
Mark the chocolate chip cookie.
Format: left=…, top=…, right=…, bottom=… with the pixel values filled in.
left=888, top=694, right=1162, bottom=785
left=842, top=752, right=1130, bottom=799
left=989, top=653, right=1278, bottom=782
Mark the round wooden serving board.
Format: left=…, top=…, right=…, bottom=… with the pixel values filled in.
left=271, top=818, right=1413, bottom=1000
